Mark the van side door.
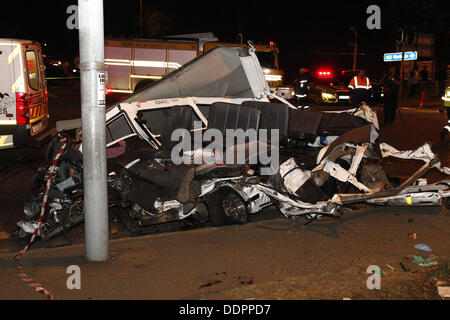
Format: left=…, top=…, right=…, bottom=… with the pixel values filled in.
left=24, top=44, right=48, bottom=136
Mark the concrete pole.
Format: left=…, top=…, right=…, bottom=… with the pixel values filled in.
left=78, top=0, right=109, bottom=261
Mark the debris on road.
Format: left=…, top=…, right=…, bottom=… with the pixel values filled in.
left=437, top=287, right=450, bottom=299
left=408, top=232, right=417, bottom=240
left=400, top=262, right=412, bottom=272
left=414, top=244, right=433, bottom=252
left=386, top=264, right=395, bottom=271
left=410, top=255, right=439, bottom=267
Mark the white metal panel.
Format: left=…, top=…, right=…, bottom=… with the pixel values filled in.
left=105, top=46, right=132, bottom=90
left=133, top=48, right=165, bottom=76
left=0, top=40, right=18, bottom=123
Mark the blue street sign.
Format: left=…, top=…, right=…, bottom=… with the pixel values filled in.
left=384, top=51, right=417, bottom=62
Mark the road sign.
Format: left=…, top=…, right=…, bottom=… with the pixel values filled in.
left=384, top=51, right=417, bottom=62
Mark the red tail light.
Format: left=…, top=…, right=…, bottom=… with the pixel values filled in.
left=16, top=92, right=30, bottom=125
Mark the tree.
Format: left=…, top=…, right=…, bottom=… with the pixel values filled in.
left=142, top=9, right=175, bottom=37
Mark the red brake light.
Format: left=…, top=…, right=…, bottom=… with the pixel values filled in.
left=318, top=70, right=332, bottom=78
left=16, top=92, right=30, bottom=125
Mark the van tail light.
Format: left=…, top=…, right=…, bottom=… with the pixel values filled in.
left=16, top=92, right=30, bottom=125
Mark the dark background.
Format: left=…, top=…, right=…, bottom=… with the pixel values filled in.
left=1, top=0, right=448, bottom=82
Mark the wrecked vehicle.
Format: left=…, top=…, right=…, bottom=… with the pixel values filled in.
left=18, top=45, right=450, bottom=241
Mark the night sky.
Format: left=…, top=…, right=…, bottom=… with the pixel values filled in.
left=1, top=0, right=448, bottom=82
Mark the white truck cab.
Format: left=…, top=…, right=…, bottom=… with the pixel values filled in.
left=0, top=39, right=50, bottom=149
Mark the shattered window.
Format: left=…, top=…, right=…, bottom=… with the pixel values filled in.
left=137, top=106, right=201, bottom=136
left=106, top=113, right=134, bottom=144
left=137, top=109, right=169, bottom=136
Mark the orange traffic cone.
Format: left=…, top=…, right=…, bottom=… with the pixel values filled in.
left=419, top=90, right=425, bottom=107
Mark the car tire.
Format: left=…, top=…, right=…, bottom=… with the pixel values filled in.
left=207, top=188, right=248, bottom=226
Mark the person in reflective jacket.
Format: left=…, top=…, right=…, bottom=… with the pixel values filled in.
left=440, top=79, right=450, bottom=140
left=294, top=68, right=310, bottom=109
left=348, top=69, right=372, bottom=110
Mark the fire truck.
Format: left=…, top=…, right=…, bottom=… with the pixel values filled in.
left=104, top=33, right=288, bottom=102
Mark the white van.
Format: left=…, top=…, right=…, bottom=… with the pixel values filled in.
left=0, top=39, right=51, bottom=149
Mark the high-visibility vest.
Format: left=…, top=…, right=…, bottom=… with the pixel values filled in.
left=348, top=76, right=372, bottom=90
left=443, top=86, right=450, bottom=107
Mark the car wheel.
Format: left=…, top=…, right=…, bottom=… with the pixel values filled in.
left=207, top=188, right=248, bottom=226
left=183, top=202, right=209, bottom=225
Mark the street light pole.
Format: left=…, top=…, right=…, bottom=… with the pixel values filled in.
left=348, top=27, right=358, bottom=71
left=399, top=41, right=406, bottom=101
left=139, top=0, right=143, bottom=38
left=78, top=0, right=109, bottom=262
left=396, top=28, right=405, bottom=104
left=353, top=32, right=358, bottom=71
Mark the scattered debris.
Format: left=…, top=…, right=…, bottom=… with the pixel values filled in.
left=414, top=244, right=433, bottom=252
left=400, top=262, right=413, bottom=273
left=386, top=264, right=395, bottom=271
left=408, top=232, right=417, bottom=240
left=410, top=255, right=439, bottom=267
left=437, top=287, right=450, bottom=299
left=199, top=280, right=221, bottom=289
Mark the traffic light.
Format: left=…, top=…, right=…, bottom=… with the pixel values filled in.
left=395, top=28, right=404, bottom=44
left=348, top=27, right=357, bottom=45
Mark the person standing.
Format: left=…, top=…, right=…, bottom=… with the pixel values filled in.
left=348, top=69, right=372, bottom=110
left=408, top=66, right=418, bottom=98
left=419, top=66, right=429, bottom=81
left=440, top=65, right=450, bottom=140
left=294, top=68, right=310, bottom=109
left=381, top=66, right=400, bottom=125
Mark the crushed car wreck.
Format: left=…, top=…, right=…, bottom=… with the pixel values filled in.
left=18, top=45, right=450, bottom=241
